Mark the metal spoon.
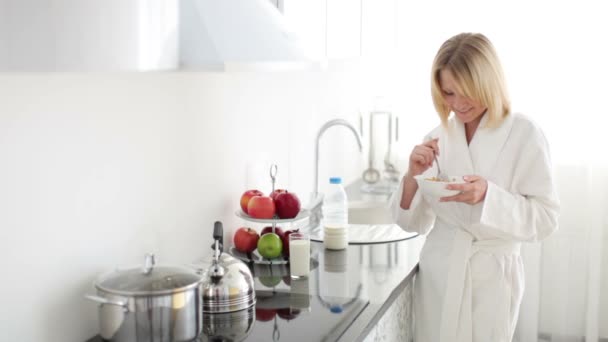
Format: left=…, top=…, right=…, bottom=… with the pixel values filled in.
left=363, top=138, right=380, bottom=184
left=363, top=160, right=381, bottom=184
left=362, top=113, right=380, bottom=184
left=434, top=154, right=449, bottom=181
left=382, top=113, right=399, bottom=182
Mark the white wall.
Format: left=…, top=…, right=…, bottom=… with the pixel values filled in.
left=0, top=65, right=363, bottom=341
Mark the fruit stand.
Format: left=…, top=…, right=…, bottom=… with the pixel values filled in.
left=233, top=164, right=310, bottom=265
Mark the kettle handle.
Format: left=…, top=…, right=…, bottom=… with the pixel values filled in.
left=212, top=221, right=223, bottom=254
left=210, top=221, right=226, bottom=277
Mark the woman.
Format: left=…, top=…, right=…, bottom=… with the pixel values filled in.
left=390, top=33, right=560, bottom=342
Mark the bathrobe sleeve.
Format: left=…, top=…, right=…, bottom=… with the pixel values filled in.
left=389, top=131, right=442, bottom=234
left=389, top=175, right=436, bottom=234
left=475, top=124, right=560, bottom=242
left=389, top=170, right=435, bottom=234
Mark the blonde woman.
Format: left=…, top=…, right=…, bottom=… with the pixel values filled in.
left=390, top=33, right=560, bottom=341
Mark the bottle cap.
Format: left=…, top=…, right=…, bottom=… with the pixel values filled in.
left=329, top=177, right=342, bottom=184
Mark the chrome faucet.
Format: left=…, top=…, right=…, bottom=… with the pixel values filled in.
left=311, top=119, right=363, bottom=209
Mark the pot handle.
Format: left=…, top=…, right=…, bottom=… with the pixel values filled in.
left=85, top=295, right=128, bottom=311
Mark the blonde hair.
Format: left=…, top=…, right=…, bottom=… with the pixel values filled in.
left=431, top=33, right=510, bottom=127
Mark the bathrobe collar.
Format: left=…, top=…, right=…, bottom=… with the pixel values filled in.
left=450, top=112, right=515, bottom=178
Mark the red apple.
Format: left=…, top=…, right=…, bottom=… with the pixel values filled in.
left=261, top=226, right=284, bottom=240
left=233, top=227, right=259, bottom=254
left=277, top=308, right=301, bottom=321
left=240, top=189, right=263, bottom=214
left=269, top=189, right=288, bottom=201
left=281, top=228, right=299, bottom=257
left=255, top=307, right=277, bottom=322
left=275, top=191, right=301, bottom=219
left=247, top=196, right=275, bottom=219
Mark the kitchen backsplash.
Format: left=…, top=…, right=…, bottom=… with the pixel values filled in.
left=0, top=65, right=363, bottom=341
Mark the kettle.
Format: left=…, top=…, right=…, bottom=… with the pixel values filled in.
left=203, top=305, right=256, bottom=342
left=200, top=221, right=256, bottom=313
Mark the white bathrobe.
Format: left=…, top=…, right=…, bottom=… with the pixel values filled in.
left=390, top=113, right=560, bottom=342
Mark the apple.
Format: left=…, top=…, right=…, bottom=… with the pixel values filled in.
left=240, top=189, right=263, bottom=214
left=247, top=196, right=275, bottom=219
left=261, top=226, right=285, bottom=240
left=259, top=275, right=282, bottom=288
left=274, top=191, right=301, bottom=219
left=233, top=227, right=259, bottom=254
left=255, top=307, right=277, bottom=322
left=269, top=189, right=288, bottom=201
left=277, top=308, right=301, bottom=321
left=281, top=228, right=299, bottom=257
left=257, top=233, right=283, bottom=259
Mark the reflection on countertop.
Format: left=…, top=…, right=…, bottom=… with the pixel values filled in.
left=87, top=232, right=423, bottom=342
left=309, top=223, right=417, bottom=245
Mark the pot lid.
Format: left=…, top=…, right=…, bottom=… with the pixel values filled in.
left=96, top=254, right=203, bottom=296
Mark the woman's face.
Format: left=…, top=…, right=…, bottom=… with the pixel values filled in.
left=439, top=69, right=486, bottom=124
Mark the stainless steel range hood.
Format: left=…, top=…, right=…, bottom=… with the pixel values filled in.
left=0, top=0, right=317, bottom=72
left=179, top=0, right=319, bottom=71
left=0, top=0, right=178, bottom=72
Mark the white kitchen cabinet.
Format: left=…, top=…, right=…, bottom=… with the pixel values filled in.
left=279, top=0, right=361, bottom=59
left=279, top=0, right=327, bottom=60
left=361, top=0, right=397, bottom=57
left=326, top=0, right=362, bottom=59
left=277, top=0, right=397, bottom=60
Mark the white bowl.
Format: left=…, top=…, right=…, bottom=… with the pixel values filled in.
left=414, top=175, right=466, bottom=199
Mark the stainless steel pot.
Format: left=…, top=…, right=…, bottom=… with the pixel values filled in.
left=85, top=254, right=204, bottom=342
left=199, top=222, right=256, bottom=313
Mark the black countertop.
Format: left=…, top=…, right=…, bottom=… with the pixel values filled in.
left=87, top=230, right=423, bottom=342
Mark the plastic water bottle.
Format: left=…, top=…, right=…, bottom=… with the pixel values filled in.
left=322, top=177, right=348, bottom=250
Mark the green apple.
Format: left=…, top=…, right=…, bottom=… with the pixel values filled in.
left=257, top=233, right=283, bottom=259
left=259, top=276, right=282, bottom=288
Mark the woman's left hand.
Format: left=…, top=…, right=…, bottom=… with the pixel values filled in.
left=440, top=175, right=488, bottom=205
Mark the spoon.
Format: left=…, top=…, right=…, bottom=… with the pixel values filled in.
left=382, top=114, right=399, bottom=182
left=362, top=113, right=380, bottom=184
left=434, top=154, right=449, bottom=181
left=363, top=160, right=381, bottom=184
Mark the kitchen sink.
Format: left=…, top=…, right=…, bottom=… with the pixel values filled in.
left=348, top=200, right=393, bottom=225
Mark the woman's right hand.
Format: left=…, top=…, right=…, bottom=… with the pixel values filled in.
left=407, top=138, right=439, bottom=177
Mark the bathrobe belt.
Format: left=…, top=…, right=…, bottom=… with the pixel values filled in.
left=439, top=222, right=521, bottom=342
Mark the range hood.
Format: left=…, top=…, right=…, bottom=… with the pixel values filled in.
left=0, top=0, right=317, bottom=72
left=179, top=0, right=319, bottom=71
left=0, top=0, right=178, bottom=72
